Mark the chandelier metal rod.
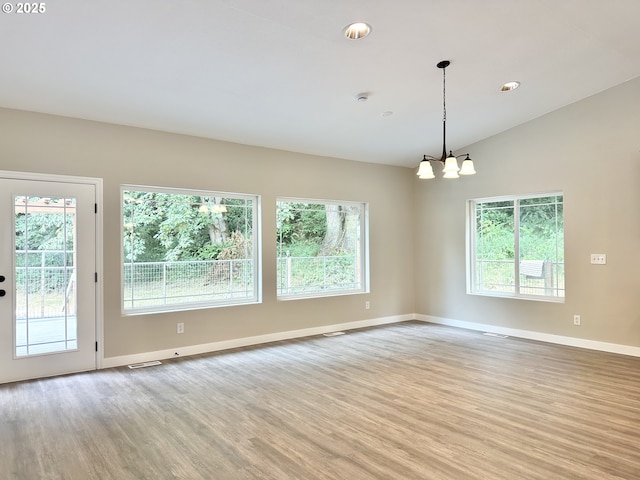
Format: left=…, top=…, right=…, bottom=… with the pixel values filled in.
left=423, top=60, right=455, bottom=163
left=441, top=61, right=447, bottom=162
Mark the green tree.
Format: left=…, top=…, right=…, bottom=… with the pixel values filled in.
left=476, top=201, right=514, bottom=261
left=276, top=202, right=327, bottom=256
left=123, top=191, right=253, bottom=262
left=15, top=197, right=75, bottom=252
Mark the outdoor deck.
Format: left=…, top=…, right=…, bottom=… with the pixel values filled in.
left=15, top=316, right=77, bottom=356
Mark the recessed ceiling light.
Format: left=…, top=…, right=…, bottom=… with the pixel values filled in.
left=500, top=81, right=521, bottom=92
left=344, top=22, right=371, bottom=40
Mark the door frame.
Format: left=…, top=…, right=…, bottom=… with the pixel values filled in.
left=0, top=170, right=104, bottom=370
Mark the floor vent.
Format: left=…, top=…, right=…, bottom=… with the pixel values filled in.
left=483, top=332, right=509, bottom=338
left=128, top=360, right=162, bottom=369
left=323, top=331, right=345, bottom=337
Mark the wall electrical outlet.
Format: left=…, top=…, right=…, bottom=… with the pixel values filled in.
left=573, top=315, right=581, bottom=326
left=590, top=254, right=607, bottom=265
left=365, top=301, right=370, bottom=310
left=177, top=322, right=185, bottom=334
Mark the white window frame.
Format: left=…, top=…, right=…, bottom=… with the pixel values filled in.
left=276, top=197, right=369, bottom=300
left=467, top=191, right=564, bottom=302
left=121, top=185, right=261, bottom=315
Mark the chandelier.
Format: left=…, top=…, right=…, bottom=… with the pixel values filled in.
left=417, top=60, right=476, bottom=179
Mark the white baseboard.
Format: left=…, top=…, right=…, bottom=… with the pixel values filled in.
left=101, top=314, right=413, bottom=369
left=417, top=314, right=640, bottom=358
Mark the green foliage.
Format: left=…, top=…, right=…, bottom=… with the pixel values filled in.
left=519, top=200, right=564, bottom=261
left=196, top=243, right=226, bottom=260
left=123, top=190, right=253, bottom=262
left=476, top=196, right=563, bottom=263
left=218, top=231, right=251, bottom=260
left=476, top=202, right=515, bottom=261
left=14, top=197, right=75, bottom=252
left=224, top=198, right=253, bottom=236
left=281, top=240, right=321, bottom=258
left=13, top=197, right=76, bottom=294
left=276, top=202, right=327, bottom=255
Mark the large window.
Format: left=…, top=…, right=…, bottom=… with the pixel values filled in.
left=276, top=198, right=368, bottom=299
left=122, top=186, right=260, bottom=314
left=468, top=193, right=564, bottom=301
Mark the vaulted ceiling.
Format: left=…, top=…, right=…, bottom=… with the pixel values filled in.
left=2, top=0, right=640, bottom=167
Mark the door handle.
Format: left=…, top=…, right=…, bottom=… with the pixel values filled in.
left=0, top=275, right=4, bottom=282
left=0, top=290, right=5, bottom=297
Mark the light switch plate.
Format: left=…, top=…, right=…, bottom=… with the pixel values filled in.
left=590, top=254, right=606, bottom=265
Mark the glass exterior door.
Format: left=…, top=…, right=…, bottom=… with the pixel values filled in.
left=0, top=178, right=96, bottom=384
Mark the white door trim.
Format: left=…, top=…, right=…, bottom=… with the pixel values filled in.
left=0, top=170, right=104, bottom=370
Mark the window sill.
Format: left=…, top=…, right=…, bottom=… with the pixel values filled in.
left=467, top=291, right=565, bottom=304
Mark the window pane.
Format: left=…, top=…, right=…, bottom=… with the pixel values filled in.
left=475, top=201, right=515, bottom=293
left=519, top=196, right=564, bottom=297
left=14, top=196, right=78, bottom=356
left=122, top=188, right=259, bottom=313
left=276, top=199, right=367, bottom=298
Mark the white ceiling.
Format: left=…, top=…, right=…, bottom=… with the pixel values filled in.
left=2, top=0, right=640, bottom=168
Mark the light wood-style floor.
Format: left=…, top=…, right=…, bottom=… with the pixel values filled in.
left=1, top=321, right=640, bottom=479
